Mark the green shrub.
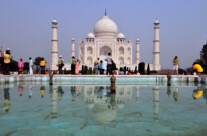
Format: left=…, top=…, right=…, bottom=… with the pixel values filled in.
left=89, top=67, right=92, bottom=74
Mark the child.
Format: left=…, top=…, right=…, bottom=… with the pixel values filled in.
left=18, top=58, right=24, bottom=74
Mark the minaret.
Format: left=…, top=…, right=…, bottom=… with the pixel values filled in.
left=51, top=19, right=58, bottom=70
left=71, top=38, right=75, bottom=57
left=153, top=19, right=161, bottom=71
left=136, top=39, right=140, bottom=64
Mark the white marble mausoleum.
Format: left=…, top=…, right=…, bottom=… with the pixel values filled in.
left=50, top=13, right=161, bottom=71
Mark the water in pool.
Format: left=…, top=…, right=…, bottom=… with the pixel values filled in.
left=0, top=83, right=207, bottom=136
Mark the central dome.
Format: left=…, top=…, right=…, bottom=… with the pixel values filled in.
left=94, top=16, right=118, bottom=38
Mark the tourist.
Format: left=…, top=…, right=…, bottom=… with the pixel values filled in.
left=70, top=56, right=73, bottom=72
left=71, top=56, right=76, bottom=74
left=58, top=55, right=64, bottom=74
left=40, top=58, right=46, bottom=74
left=112, top=60, right=117, bottom=74
left=4, top=87, right=10, bottom=112
left=29, top=57, right=33, bottom=75
left=98, top=60, right=104, bottom=75
left=18, top=58, right=24, bottom=74
left=119, top=67, right=124, bottom=75
left=102, top=60, right=107, bottom=75
left=172, top=56, right=179, bottom=74
left=40, top=86, right=46, bottom=98
left=75, top=59, right=81, bottom=75
left=94, top=58, right=99, bottom=74
left=106, top=53, right=113, bottom=75
left=3, top=48, right=12, bottom=75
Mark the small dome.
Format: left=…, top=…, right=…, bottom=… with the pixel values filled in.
left=117, top=33, right=125, bottom=39
left=72, top=38, right=75, bottom=41
left=94, top=16, right=118, bottom=38
left=136, top=38, right=140, bottom=41
left=87, top=32, right=95, bottom=38
left=154, top=19, right=159, bottom=24
left=52, top=19, right=57, bottom=24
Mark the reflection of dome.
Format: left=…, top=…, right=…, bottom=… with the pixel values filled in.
left=87, top=32, right=95, bottom=38
left=117, top=33, right=125, bottom=39
left=117, top=104, right=124, bottom=109
left=87, top=103, right=94, bottom=109
left=93, top=103, right=117, bottom=125
left=94, top=16, right=118, bottom=38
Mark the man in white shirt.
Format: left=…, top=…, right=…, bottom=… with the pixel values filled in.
left=29, top=57, right=33, bottom=75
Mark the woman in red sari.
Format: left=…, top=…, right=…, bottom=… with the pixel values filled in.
left=75, top=59, right=81, bottom=75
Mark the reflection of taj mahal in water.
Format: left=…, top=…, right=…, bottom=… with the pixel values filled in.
left=50, top=85, right=160, bottom=124
left=51, top=11, right=161, bottom=71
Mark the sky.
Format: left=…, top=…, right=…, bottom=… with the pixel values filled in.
left=0, top=0, right=207, bottom=69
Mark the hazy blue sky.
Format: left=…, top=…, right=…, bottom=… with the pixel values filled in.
left=0, top=0, right=207, bottom=69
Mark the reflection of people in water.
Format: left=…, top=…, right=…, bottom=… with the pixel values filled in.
left=70, top=86, right=76, bottom=101
left=29, top=86, right=32, bottom=98
left=193, top=89, right=203, bottom=100
left=76, top=86, right=80, bottom=96
left=40, top=86, right=46, bottom=98
left=107, top=91, right=116, bottom=110
left=173, top=87, right=179, bottom=102
left=57, top=86, right=64, bottom=101
left=203, top=89, right=207, bottom=103
left=167, top=86, right=171, bottom=97
left=18, top=85, right=24, bottom=96
left=4, top=88, right=11, bottom=112
left=98, top=86, right=104, bottom=99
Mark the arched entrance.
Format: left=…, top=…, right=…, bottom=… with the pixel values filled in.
left=99, top=46, right=112, bottom=61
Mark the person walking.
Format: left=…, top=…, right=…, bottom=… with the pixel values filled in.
left=102, top=60, right=107, bottom=75
left=40, top=58, right=46, bottom=74
left=75, top=59, right=81, bottom=75
left=29, top=57, right=33, bottom=75
left=3, top=48, right=12, bottom=75
left=172, top=56, right=179, bottom=74
left=94, top=58, right=99, bottom=74
left=71, top=56, right=76, bottom=74
left=98, top=60, right=103, bottom=75
left=58, top=55, right=64, bottom=74
left=106, top=53, right=113, bottom=75
left=18, top=58, right=24, bottom=74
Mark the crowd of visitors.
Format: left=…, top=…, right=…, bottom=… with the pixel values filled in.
left=0, top=47, right=188, bottom=75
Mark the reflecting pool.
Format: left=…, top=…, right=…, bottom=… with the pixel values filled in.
left=0, top=83, right=207, bottom=136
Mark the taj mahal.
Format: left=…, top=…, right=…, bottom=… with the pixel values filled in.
left=50, top=12, right=161, bottom=71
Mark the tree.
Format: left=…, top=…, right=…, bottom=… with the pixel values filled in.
left=138, top=62, right=145, bottom=75
left=193, top=43, right=207, bottom=73
left=201, top=43, right=207, bottom=65
left=147, top=64, right=150, bottom=75
left=34, top=57, right=42, bottom=72
left=10, top=59, right=18, bottom=71
left=24, top=62, right=29, bottom=71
